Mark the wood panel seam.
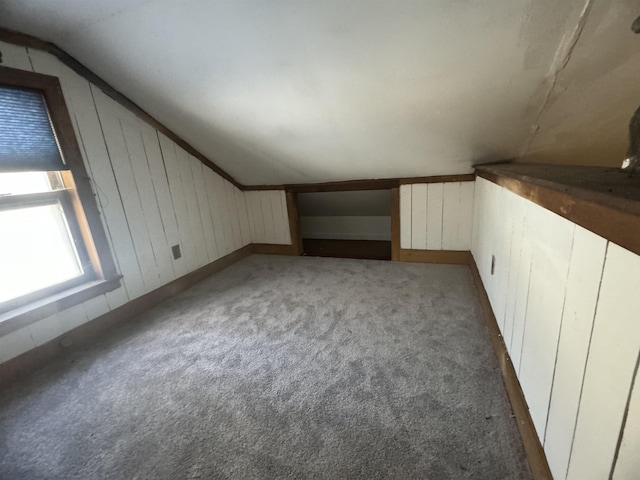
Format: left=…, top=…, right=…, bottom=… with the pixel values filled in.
left=469, top=256, right=554, bottom=480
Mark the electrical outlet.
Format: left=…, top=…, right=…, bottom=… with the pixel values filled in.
left=171, top=244, right=182, bottom=260
left=491, top=255, right=496, bottom=275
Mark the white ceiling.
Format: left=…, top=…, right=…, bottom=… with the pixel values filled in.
left=0, top=0, right=603, bottom=185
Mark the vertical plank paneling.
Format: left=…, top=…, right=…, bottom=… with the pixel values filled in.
left=225, top=181, right=242, bottom=250
left=279, top=191, right=292, bottom=244
left=120, top=112, right=173, bottom=286
left=269, top=191, right=286, bottom=244
left=255, top=192, right=267, bottom=243
left=400, top=184, right=412, bottom=249
left=252, top=192, right=267, bottom=243
left=0, top=41, right=33, bottom=71
left=0, top=45, right=256, bottom=364
left=494, top=188, right=514, bottom=333
left=192, top=160, right=218, bottom=262
left=488, top=186, right=509, bottom=327
left=442, top=182, right=462, bottom=249
left=81, top=294, right=111, bottom=322
left=0, top=328, right=34, bottom=363
left=213, top=174, right=234, bottom=255
left=410, top=184, right=427, bottom=249
left=139, top=122, right=181, bottom=277
left=28, top=51, right=132, bottom=308
left=261, top=191, right=276, bottom=243
left=518, top=207, right=574, bottom=439
left=458, top=182, right=475, bottom=250
left=204, top=169, right=226, bottom=261
left=510, top=200, right=534, bottom=371
left=183, top=152, right=208, bottom=268
left=544, top=226, right=607, bottom=480
left=566, top=243, right=640, bottom=480
left=54, top=305, right=89, bottom=335
left=27, top=314, right=62, bottom=347
left=471, top=178, right=489, bottom=277
left=245, top=192, right=258, bottom=242
left=502, top=192, right=526, bottom=347
left=158, top=134, right=191, bottom=275
left=93, top=89, right=160, bottom=294
left=477, top=180, right=501, bottom=304
left=236, top=189, right=252, bottom=246
left=425, top=183, right=443, bottom=250
left=612, top=360, right=640, bottom=479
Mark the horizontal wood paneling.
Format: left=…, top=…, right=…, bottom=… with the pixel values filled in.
left=0, top=43, right=250, bottom=363
left=400, top=181, right=475, bottom=251
left=472, top=176, right=640, bottom=480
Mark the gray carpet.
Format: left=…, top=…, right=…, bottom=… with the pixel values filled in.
left=0, top=255, right=532, bottom=479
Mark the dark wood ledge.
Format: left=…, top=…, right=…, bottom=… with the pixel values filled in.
left=476, top=163, right=640, bottom=256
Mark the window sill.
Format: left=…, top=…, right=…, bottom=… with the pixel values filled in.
left=0, top=276, right=122, bottom=336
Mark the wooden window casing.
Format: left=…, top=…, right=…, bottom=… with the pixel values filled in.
left=0, top=66, right=121, bottom=334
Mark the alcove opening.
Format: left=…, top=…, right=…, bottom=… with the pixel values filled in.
left=297, top=189, right=391, bottom=260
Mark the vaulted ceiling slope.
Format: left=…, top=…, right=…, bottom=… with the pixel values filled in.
left=1, top=1, right=639, bottom=185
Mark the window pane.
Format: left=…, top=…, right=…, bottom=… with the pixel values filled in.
left=0, top=171, right=57, bottom=196
left=0, top=202, right=83, bottom=304
left=0, top=85, right=67, bottom=172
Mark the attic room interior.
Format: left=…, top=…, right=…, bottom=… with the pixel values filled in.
left=0, top=1, right=639, bottom=479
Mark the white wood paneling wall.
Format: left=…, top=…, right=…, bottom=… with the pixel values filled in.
left=0, top=43, right=251, bottom=364
left=245, top=191, right=291, bottom=245
left=472, top=177, right=640, bottom=480
left=400, top=182, right=474, bottom=251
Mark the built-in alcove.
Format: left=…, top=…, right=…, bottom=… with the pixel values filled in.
left=297, top=189, right=391, bottom=260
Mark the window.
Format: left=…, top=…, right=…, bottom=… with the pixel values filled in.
left=0, top=66, right=120, bottom=332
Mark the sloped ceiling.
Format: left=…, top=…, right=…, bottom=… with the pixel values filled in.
left=1, top=0, right=639, bottom=185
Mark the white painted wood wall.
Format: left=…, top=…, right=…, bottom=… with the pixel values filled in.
left=472, top=177, right=640, bottom=480
left=0, top=42, right=261, bottom=363
left=400, top=182, right=474, bottom=250
left=245, top=191, right=291, bottom=245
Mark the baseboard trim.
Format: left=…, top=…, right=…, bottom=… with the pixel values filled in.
left=252, top=243, right=299, bottom=256
left=468, top=255, right=553, bottom=480
left=398, top=249, right=471, bottom=265
left=0, top=244, right=252, bottom=388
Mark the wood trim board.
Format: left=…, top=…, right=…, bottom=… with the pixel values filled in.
left=286, top=192, right=303, bottom=256
left=243, top=185, right=287, bottom=191
left=476, top=166, right=640, bottom=257
left=398, top=174, right=476, bottom=184
left=252, top=243, right=298, bottom=256
left=0, top=244, right=252, bottom=388
left=398, top=249, right=471, bottom=265
left=246, top=174, right=476, bottom=193
left=391, top=187, right=400, bottom=261
left=468, top=255, right=553, bottom=480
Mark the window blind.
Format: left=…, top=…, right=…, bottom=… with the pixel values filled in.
left=0, top=85, right=67, bottom=172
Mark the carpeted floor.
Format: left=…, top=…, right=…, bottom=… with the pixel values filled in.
left=0, top=255, right=532, bottom=479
